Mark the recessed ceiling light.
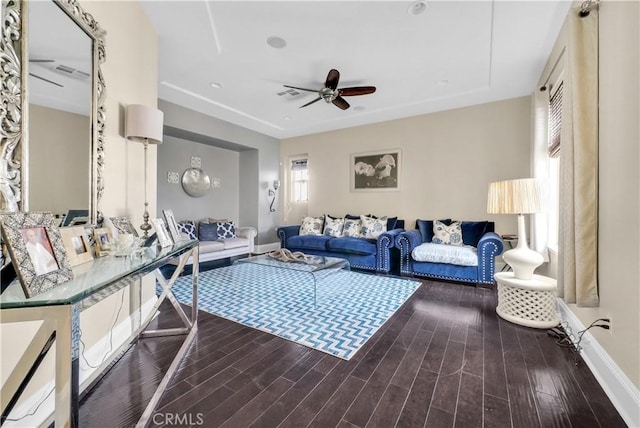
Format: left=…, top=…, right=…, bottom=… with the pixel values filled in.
left=267, top=36, right=287, bottom=49
left=437, top=79, right=449, bottom=86
left=210, top=82, right=223, bottom=88
left=407, top=1, right=428, bottom=16
left=283, top=116, right=291, bottom=121
left=353, top=106, right=365, bottom=112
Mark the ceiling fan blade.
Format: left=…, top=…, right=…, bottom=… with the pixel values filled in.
left=332, top=96, right=350, bottom=110
left=283, top=85, right=319, bottom=94
left=29, top=72, right=63, bottom=88
left=29, top=59, right=55, bottom=63
left=339, top=86, right=376, bottom=96
left=299, top=97, right=322, bottom=108
left=325, top=69, right=340, bottom=90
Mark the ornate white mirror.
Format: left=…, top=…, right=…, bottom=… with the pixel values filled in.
left=0, top=0, right=106, bottom=225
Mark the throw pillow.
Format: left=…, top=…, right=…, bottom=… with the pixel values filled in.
left=177, top=220, right=197, bottom=240
left=323, top=216, right=344, bottom=237
left=342, top=218, right=362, bottom=237
left=299, top=216, right=324, bottom=236
left=360, top=215, right=388, bottom=239
left=198, top=222, right=218, bottom=241
left=416, top=219, right=452, bottom=242
left=461, top=221, right=489, bottom=247
left=216, top=221, right=236, bottom=239
left=432, top=220, right=463, bottom=246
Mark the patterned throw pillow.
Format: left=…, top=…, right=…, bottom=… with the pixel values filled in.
left=323, top=216, right=345, bottom=237
left=216, top=221, right=236, bottom=239
left=342, top=218, right=362, bottom=237
left=432, top=220, right=463, bottom=246
left=360, top=215, right=388, bottom=239
left=177, top=220, right=197, bottom=240
left=299, top=216, right=324, bottom=236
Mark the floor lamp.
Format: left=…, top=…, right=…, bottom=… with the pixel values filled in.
left=487, top=178, right=544, bottom=280
left=125, top=104, right=164, bottom=238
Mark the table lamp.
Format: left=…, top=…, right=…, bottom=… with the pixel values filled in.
left=125, top=104, right=164, bottom=238
left=487, top=178, right=544, bottom=280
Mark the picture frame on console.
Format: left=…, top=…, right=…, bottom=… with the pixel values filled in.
left=0, top=212, right=73, bottom=298
left=351, top=149, right=401, bottom=191
left=110, top=217, right=138, bottom=237
left=93, top=227, right=113, bottom=257
left=60, top=226, right=94, bottom=267
left=162, top=209, right=182, bottom=243
left=151, top=218, right=173, bottom=248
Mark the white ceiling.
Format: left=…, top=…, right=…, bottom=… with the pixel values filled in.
left=141, top=1, right=571, bottom=139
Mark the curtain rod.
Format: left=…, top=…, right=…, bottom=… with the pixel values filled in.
left=579, top=0, right=600, bottom=17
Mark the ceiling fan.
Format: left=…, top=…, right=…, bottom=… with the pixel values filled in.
left=284, top=69, right=376, bottom=110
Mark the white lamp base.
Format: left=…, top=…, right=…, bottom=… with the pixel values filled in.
left=505, top=214, right=544, bottom=280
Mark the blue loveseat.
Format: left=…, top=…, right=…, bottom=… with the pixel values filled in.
left=276, top=216, right=404, bottom=273
left=395, top=219, right=503, bottom=285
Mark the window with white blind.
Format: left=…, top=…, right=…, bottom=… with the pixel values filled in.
left=290, top=158, right=308, bottom=203
left=547, top=81, right=562, bottom=250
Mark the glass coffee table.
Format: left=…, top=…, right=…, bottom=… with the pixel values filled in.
left=233, top=254, right=350, bottom=306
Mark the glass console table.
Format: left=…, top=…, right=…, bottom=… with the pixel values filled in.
left=233, top=254, right=350, bottom=306
left=0, top=239, right=199, bottom=427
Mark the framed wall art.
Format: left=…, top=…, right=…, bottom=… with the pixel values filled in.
left=151, top=218, right=173, bottom=248
left=0, top=212, right=74, bottom=298
left=60, top=226, right=94, bottom=267
left=93, top=227, right=113, bottom=257
left=162, top=209, right=182, bottom=243
left=350, top=149, right=401, bottom=192
left=110, top=217, right=138, bottom=237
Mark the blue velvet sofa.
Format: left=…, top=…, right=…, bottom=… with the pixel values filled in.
left=276, top=217, right=404, bottom=273
left=395, top=219, right=503, bottom=285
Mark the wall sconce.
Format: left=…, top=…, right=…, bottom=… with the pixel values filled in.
left=268, top=179, right=280, bottom=212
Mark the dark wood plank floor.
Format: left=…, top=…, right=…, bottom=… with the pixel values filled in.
left=79, top=279, right=627, bottom=427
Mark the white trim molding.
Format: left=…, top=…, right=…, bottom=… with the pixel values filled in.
left=255, top=242, right=281, bottom=254
left=557, top=299, right=640, bottom=427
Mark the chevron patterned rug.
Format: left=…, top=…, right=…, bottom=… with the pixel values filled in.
left=167, top=263, right=421, bottom=360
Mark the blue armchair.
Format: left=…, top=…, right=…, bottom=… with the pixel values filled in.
left=276, top=218, right=404, bottom=273
left=395, top=220, right=503, bottom=285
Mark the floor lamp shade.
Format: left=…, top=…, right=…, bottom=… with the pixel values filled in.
left=125, top=104, right=164, bottom=145
left=125, top=104, right=164, bottom=237
left=487, top=178, right=544, bottom=280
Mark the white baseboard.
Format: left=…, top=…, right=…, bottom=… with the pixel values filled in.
left=5, top=297, right=158, bottom=428
left=255, top=242, right=281, bottom=254
left=557, top=299, right=640, bottom=427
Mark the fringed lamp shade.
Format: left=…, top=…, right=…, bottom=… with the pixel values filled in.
left=487, top=178, right=543, bottom=215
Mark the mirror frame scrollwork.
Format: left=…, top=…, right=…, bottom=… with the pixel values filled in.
left=0, top=0, right=106, bottom=225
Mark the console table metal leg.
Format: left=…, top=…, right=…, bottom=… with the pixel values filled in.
left=54, top=304, right=80, bottom=427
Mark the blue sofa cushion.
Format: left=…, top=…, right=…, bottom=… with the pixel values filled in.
left=461, top=221, right=489, bottom=247
left=198, top=222, right=218, bottom=241
left=287, top=234, right=332, bottom=252
left=326, top=237, right=377, bottom=256
left=416, top=219, right=452, bottom=243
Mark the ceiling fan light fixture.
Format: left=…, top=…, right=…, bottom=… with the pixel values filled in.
left=407, top=1, right=428, bottom=16
left=266, top=36, right=287, bottom=49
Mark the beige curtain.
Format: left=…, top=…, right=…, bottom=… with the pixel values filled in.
left=558, top=7, right=599, bottom=306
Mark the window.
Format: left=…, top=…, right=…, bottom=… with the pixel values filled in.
left=290, top=158, right=308, bottom=203
left=547, top=81, right=562, bottom=250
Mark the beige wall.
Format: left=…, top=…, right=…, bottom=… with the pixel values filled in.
left=281, top=96, right=532, bottom=236
left=28, top=105, right=91, bottom=214
left=0, top=1, right=158, bottom=423
left=536, top=0, right=639, bottom=389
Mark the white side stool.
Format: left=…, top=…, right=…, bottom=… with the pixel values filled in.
left=494, top=272, right=559, bottom=328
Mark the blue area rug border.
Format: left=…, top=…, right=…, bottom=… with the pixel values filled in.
left=166, top=264, right=421, bottom=360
